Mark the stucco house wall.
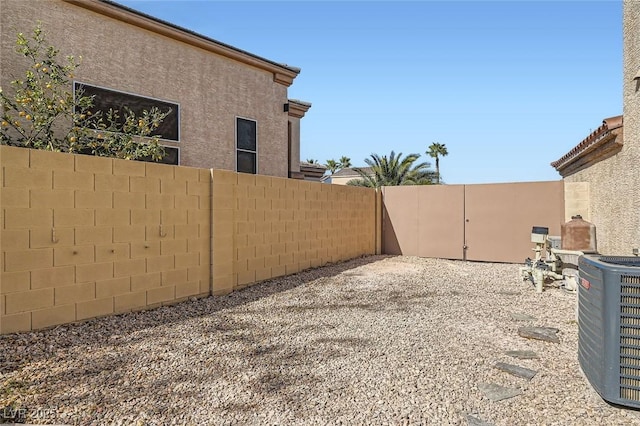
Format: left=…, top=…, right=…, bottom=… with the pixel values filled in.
left=552, top=1, right=639, bottom=256
left=325, top=168, right=374, bottom=185
left=0, top=0, right=304, bottom=178
left=563, top=157, right=637, bottom=256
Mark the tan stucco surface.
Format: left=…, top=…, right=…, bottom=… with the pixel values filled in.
left=1, top=0, right=292, bottom=177
left=329, top=175, right=360, bottom=185
left=562, top=1, right=639, bottom=255
left=382, top=181, right=564, bottom=263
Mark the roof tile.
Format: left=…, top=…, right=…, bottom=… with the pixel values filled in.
left=551, top=115, right=623, bottom=170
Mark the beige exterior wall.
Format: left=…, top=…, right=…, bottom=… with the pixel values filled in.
left=0, top=0, right=293, bottom=177
left=563, top=153, right=638, bottom=255
left=0, top=146, right=211, bottom=334
left=211, top=170, right=377, bottom=295
left=329, top=175, right=360, bottom=185
left=561, top=1, right=640, bottom=255
left=288, top=118, right=301, bottom=174
left=563, top=181, right=590, bottom=223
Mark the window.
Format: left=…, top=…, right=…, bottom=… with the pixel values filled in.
left=139, top=146, right=180, bottom=165
left=74, top=82, right=180, bottom=142
left=236, top=117, right=257, bottom=174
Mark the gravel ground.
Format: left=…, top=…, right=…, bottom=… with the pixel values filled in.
left=1, top=255, right=640, bottom=425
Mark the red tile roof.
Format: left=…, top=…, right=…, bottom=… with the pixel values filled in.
left=551, top=115, right=623, bottom=172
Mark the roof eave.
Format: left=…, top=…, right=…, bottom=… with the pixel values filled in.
left=288, top=99, right=312, bottom=118
left=65, top=0, right=300, bottom=87
left=551, top=115, right=623, bottom=177
left=551, top=128, right=623, bottom=177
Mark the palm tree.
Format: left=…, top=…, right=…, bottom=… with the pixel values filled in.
left=305, top=158, right=318, bottom=164
left=427, top=142, right=448, bottom=184
left=324, top=159, right=340, bottom=174
left=339, top=156, right=352, bottom=169
left=347, top=151, right=435, bottom=188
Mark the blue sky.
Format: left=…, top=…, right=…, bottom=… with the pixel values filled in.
left=118, top=0, right=622, bottom=184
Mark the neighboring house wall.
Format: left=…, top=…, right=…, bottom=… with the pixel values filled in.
left=330, top=175, right=360, bottom=185
left=299, top=162, right=326, bottom=182
left=287, top=100, right=311, bottom=178
left=329, top=168, right=374, bottom=185
left=0, top=0, right=303, bottom=178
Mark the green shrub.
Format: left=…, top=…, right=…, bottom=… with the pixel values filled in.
left=0, top=23, right=168, bottom=161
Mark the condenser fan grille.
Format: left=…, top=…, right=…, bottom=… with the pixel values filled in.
left=621, top=387, right=640, bottom=401
left=619, top=275, right=640, bottom=402
left=623, top=275, right=640, bottom=285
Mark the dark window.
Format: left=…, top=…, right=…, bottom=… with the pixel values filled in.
left=138, top=146, right=179, bottom=166
left=237, top=150, right=256, bottom=174
left=237, top=118, right=257, bottom=174
left=74, top=82, right=180, bottom=141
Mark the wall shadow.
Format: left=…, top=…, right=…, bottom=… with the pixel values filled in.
left=0, top=254, right=393, bottom=374
left=382, top=203, right=401, bottom=255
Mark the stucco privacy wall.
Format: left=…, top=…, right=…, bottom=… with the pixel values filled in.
left=0, top=0, right=292, bottom=176
left=0, top=146, right=211, bottom=334
left=381, top=181, right=565, bottom=263
left=211, top=170, right=377, bottom=295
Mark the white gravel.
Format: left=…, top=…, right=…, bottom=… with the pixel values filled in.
left=1, top=255, right=640, bottom=425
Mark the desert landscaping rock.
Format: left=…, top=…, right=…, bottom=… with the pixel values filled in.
left=467, top=414, right=495, bottom=426
left=494, top=362, right=537, bottom=380
left=518, top=326, right=561, bottom=343
left=510, top=312, right=537, bottom=321
left=505, top=350, right=539, bottom=359
left=477, top=382, right=523, bottom=402
left=496, top=291, right=520, bottom=296
left=1, top=255, right=640, bottom=425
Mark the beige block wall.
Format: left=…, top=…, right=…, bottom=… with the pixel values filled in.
left=1, top=0, right=290, bottom=177
left=0, top=146, right=379, bottom=334
left=211, top=170, right=377, bottom=295
left=0, top=146, right=211, bottom=334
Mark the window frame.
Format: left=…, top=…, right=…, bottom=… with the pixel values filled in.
left=235, top=116, right=258, bottom=174
left=73, top=81, right=181, bottom=143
